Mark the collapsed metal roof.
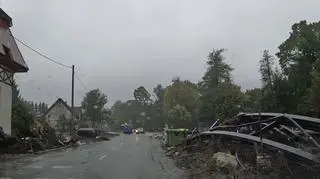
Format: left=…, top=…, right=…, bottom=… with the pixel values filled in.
left=188, top=112, right=320, bottom=166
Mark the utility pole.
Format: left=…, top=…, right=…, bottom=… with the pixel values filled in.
left=70, top=65, right=75, bottom=136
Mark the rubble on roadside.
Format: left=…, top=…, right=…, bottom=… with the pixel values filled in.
left=165, top=139, right=283, bottom=179
left=0, top=126, right=78, bottom=155
left=0, top=126, right=120, bottom=156
left=0, top=134, right=78, bottom=155
left=151, top=133, right=165, bottom=140
left=160, top=113, right=320, bottom=178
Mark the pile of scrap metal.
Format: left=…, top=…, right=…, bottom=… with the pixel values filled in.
left=181, top=113, right=320, bottom=178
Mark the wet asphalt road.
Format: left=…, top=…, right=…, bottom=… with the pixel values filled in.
left=0, top=133, right=181, bottom=179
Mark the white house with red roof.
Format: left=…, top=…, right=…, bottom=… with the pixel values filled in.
left=0, top=8, right=28, bottom=134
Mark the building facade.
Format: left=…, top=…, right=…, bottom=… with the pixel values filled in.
left=43, top=98, right=83, bottom=133
left=0, top=9, right=28, bottom=134
left=43, top=98, right=72, bottom=130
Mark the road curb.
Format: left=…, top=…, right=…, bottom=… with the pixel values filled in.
left=1, top=146, right=72, bottom=161
left=0, top=153, right=32, bottom=161
left=33, top=146, right=68, bottom=155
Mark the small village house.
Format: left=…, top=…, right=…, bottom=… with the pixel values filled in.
left=0, top=9, right=28, bottom=134
left=43, top=98, right=72, bottom=131
left=43, top=98, right=82, bottom=133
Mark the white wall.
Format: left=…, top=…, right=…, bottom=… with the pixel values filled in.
left=44, top=102, right=71, bottom=129
left=0, top=82, right=12, bottom=134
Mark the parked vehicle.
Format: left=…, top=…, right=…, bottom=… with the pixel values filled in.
left=76, top=128, right=98, bottom=138
left=135, top=128, right=145, bottom=134
left=121, top=124, right=133, bottom=134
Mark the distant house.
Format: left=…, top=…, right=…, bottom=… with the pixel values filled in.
left=0, top=9, right=29, bottom=134
left=43, top=98, right=82, bottom=132
left=43, top=98, right=72, bottom=130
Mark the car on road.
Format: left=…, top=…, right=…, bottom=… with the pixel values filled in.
left=135, top=128, right=145, bottom=134
left=121, top=124, right=133, bottom=134
left=77, top=128, right=98, bottom=138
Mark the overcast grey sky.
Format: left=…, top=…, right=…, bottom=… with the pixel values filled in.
left=2, top=0, right=320, bottom=107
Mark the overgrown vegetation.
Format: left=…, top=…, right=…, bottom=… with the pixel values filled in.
left=11, top=81, right=47, bottom=137
left=81, top=89, right=109, bottom=128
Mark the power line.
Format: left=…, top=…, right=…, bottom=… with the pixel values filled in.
left=75, top=71, right=88, bottom=91
left=9, top=32, right=72, bottom=69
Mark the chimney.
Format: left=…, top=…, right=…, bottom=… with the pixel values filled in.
left=0, top=8, right=12, bottom=29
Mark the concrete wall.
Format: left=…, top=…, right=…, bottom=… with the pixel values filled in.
left=0, top=82, right=12, bottom=134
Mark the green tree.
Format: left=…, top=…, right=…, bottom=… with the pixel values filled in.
left=133, top=86, right=151, bottom=105
left=98, top=108, right=112, bottom=129
left=153, top=84, right=165, bottom=103
left=199, top=49, right=233, bottom=90
left=259, top=50, right=274, bottom=88
left=110, top=100, right=145, bottom=129
left=197, top=49, right=234, bottom=121
left=271, top=69, right=293, bottom=113
left=11, top=102, right=34, bottom=137
left=11, top=80, right=34, bottom=137
left=276, top=20, right=320, bottom=114
left=213, top=83, right=244, bottom=120
left=163, top=78, right=198, bottom=127
left=39, top=103, right=42, bottom=112
left=126, top=100, right=146, bottom=128
left=307, top=59, right=320, bottom=116
left=41, top=102, right=47, bottom=113
left=81, top=89, right=108, bottom=127
left=12, top=80, right=22, bottom=105
left=133, top=86, right=161, bottom=128
left=243, top=88, right=262, bottom=112
left=152, top=84, right=166, bottom=128
left=167, top=104, right=191, bottom=128
left=259, top=50, right=276, bottom=111
left=110, top=100, right=127, bottom=128
left=164, top=79, right=198, bottom=113
left=31, top=102, right=34, bottom=112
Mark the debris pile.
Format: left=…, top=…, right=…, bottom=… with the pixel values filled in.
left=0, top=126, right=77, bottom=155
left=152, top=133, right=165, bottom=140
left=0, top=126, right=119, bottom=156
left=164, top=113, right=320, bottom=178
